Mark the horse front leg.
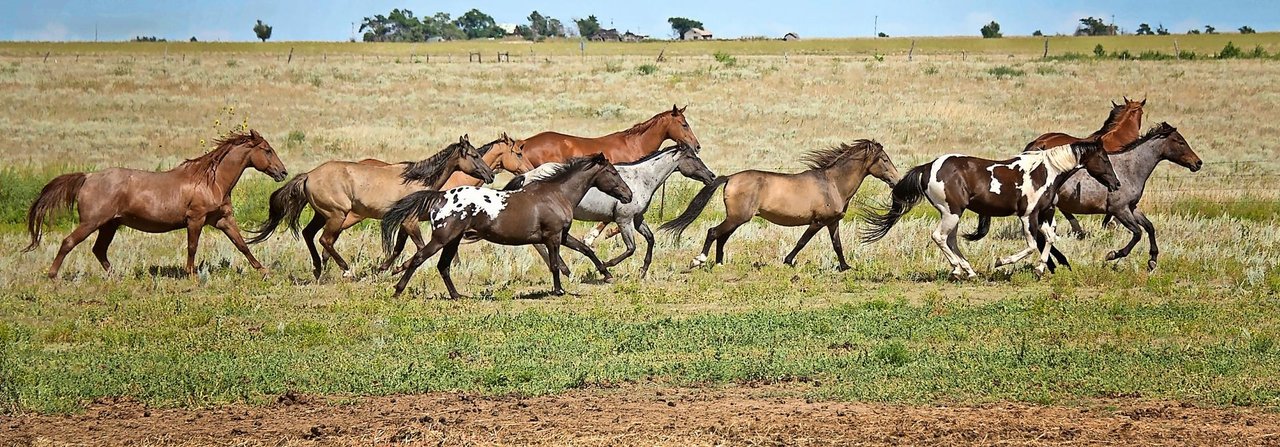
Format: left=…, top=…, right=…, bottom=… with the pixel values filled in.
left=213, top=214, right=269, bottom=276
left=562, top=231, right=612, bottom=282
left=1104, top=207, right=1144, bottom=264
left=995, top=215, right=1038, bottom=270
left=1134, top=209, right=1159, bottom=271
left=1034, top=214, right=1060, bottom=277
left=602, top=220, right=637, bottom=268
left=185, top=217, right=207, bottom=277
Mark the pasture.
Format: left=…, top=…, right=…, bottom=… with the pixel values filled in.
left=2, top=35, right=1280, bottom=444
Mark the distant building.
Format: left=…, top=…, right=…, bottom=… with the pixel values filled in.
left=683, top=28, right=712, bottom=40
left=622, top=31, right=647, bottom=42
left=496, top=23, right=519, bottom=35
left=783, top=32, right=800, bottom=41
left=591, top=28, right=622, bottom=41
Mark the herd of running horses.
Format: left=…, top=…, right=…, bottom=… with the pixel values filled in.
left=22, top=101, right=1204, bottom=297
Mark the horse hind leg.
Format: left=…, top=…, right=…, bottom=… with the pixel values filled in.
left=317, top=214, right=359, bottom=279
left=301, top=214, right=325, bottom=279
left=91, top=221, right=121, bottom=274
left=944, top=217, right=976, bottom=278
left=783, top=223, right=824, bottom=267
left=48, top=221, right=101, bottom=279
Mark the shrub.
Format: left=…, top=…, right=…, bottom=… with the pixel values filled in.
left=1218, top=41, right=1243, bottom=59
left=987, top=65, right=1025, bottom=79
left=713, top=51, right=737, bottom=67
left=1093, top=44, right=1106, bottom=57
left=635, top=64, right=658, bottom=75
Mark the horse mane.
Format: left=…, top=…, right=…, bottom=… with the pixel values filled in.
left=401, top=142, right=465, bottom=184
left=1110, top=122, right=1177, bottom=154
left=530, top=153, right=608, bottom=184
left=179, top=131, right=257, bottom=182
left=475, top=138, right=505, bottom=156
left=620, top=110, right=673, bottom=136
left=1087, top=104, right=1127, bottom=138
left=800, top=139, right=882, bottom=170
left=613, top=145, right=684, bottom=167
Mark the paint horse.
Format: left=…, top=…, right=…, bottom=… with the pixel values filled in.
left=968, top=123, right=1201, bottom=270
left=861, top=143, right=1120, bottom=279
left=248, top=135, right=494, bottom=279
left=661, top=140, right=900, bottom=271
left=24, top=130, right=288, bottom=278
left=381, top=154, right=633, bottom=299
left=505, top=145, right=717, bottom=277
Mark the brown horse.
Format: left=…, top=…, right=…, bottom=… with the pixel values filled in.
left=522, top=105, right=702, bottom=166
left=24, top=130, right=288, bottom=278
left=248, top=135, right=493, bottom=279
left=661, top=140, right=900, bottom=271
left=381, top=154, right=634, bottom=298
left=1025, top=97, right=1145, bottom=153
left=442, top=133, right=534, bottom=189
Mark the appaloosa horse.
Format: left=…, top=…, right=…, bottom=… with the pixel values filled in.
left=381, top=154, right=633, bottom=298
left=24, top=130, right=288, bottom=278
left=661, top=140, right=899, bottom=271
left=861, top=143, right=1120, bottom=278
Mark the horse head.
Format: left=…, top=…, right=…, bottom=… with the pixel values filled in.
left=495, top=132, right=535, bottom=175
left=588, top=153, right=633, bottom=204
left=663, top=105, right=701, bottom=151
left=454, top=134, right=495, bottom=184
left=244, top=129, right=289, bottom=181
left=1078, top=145, right=1122, bottom=192
left=674, top=145, right=717, bottom=185
left=1153, top=123, right=1202, bottom=172
left=863, top=140, right=901, bottom=187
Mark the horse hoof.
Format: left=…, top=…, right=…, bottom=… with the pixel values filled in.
left=551, top=288, right=566, bottom=296
left=258, top=268, right=272, bottom=278
left=1148, top=260, right=1157, bottom=271
left=602, top=275, right=614, bottom=283
left=1105, top=251, right=1120, bottom=261
left=835, top=264, right=850, bottom=272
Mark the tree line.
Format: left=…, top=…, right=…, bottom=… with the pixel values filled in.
left=983, top=16, right=1259, bottom=38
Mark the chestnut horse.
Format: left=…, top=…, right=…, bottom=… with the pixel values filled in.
left=661, top=140, right=900, bottom=271
left=861, top=144, right=1120, bottom=279
left=24, top=130, right=289, bottom=278
left=381, top=154, right=634, bottom=298
left=248, top=135, right=493, bottom=279
left=1025, top=97, right=1145, bottom=153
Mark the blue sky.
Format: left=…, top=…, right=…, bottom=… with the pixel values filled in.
left=3, top=0, right=1276, bottom=41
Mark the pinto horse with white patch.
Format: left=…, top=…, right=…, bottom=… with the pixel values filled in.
left=380, top=154, right=633, bottom=298
left=861, top=144, right=1120, bottom=279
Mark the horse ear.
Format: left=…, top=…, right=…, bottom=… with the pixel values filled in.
left=1140, top=97, right=1147, bottom=106
left=671, top=104, right=680, bottom=115
left=250, top=129, right=261, bottom=139
left=460, top=134, right=469, bottom=143
left=1111, top=100, right=1118, bottom=107
left=679, top=104, right=688, bottom=114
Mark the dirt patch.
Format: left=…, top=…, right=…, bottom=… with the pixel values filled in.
left=4, top=386, right=1280, bottom=446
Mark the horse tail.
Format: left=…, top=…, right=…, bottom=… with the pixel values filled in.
left=247, top=173, right=309, bottom=244
left=23, top=173, right=88, bottom=252
left=963, top=215, right=992, bottom=241
left=381, top=190, right=444, bottom=255
left=658, top=176, right=730, bottom=239
left=860, top=164, right=930, bottom=244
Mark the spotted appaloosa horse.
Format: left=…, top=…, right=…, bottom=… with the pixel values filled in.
left=861, top=143, right=1121, bottom=279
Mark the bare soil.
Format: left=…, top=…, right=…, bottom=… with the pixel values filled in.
left=5, top=385, right=1280, bottom=446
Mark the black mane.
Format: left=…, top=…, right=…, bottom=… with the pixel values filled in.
left=801, top=139, right=882, bottom=170
left=532, top=153, right=609, bottom=184
left=401, top=141, right=468, bottom=184
left=613, top=145, right=686, bottom=167
left=1112, top=122, right=1177, bottom=153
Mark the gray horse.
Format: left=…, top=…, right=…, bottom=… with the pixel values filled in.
left=505, top=145, right=716, bottom=277
left=967, top=122, right=1201, bottom=270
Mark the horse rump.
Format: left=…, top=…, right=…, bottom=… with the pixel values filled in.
left=24, top=172, right=87, bottom=252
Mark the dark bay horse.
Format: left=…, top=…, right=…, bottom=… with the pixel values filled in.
left=968, top=123, right=1201, bottom=270
left=381, top=154, right=633, bottom=298
left=248, top=135, right=493, bottom=279
left=1025, top=97, right=1145, bottom=153
left=661, top=140, right=900, bottom=271
left=861, top=143, right=1120, bottom=279
left=24, top=130, right=288, bottom=278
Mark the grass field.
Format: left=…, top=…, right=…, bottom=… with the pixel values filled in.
left=1, top=34, right=1279, bottom=435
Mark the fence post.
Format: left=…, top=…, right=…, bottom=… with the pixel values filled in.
left=43, top=51, right=50, bottom=63
left=1173, top=39, right=1180, bottom=60
left=287, top=47, right=294, bottom=64
left=909, top=40, right=916, bottom=61
left=1043, top=38, right=1049, bottom=58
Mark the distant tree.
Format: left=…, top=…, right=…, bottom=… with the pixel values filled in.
left=1156, top=23, right=1170, bottom=35
left=1239, top=25, right=1256, bottom=34
left=1187, top=29, right=1201, bottom=35
left=189, top=36, right=197, bottom=42
left=253, top=20, right=272, bottom=42
left=1136, top=23, right=1153, bottom=35
left=528, top=11, right=549, bottom=37
left=455, top=9, right=503, bottom=39
left=668, top=17, right=704, bottom=39
left=1076, top=16, right=1113, bottom=36
left=547, top=18, right=566, bottom=37
left=877, top=32, right=889, bottom=38
left=515, top=24, right=536, bottom=41
left=575, top=15, right=602, bottom=38
left=1032, top=30, right=1043, bottom=36
left=980, top=21, right=1002, bottom=38
left=1204, top=25, right=1217, bottom=34
left=132, top=36, right=166, bottom=42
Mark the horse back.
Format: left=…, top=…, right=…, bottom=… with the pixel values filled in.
left=1025, top=132, right=1088, bottom=151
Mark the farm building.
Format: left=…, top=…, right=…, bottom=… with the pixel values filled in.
left=591, top=28, right=622, bottom=41
left=683, top=28, right=713, bottom=40
left=622, top=31, right=647, bottom=42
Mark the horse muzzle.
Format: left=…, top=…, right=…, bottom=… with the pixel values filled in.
left=271, top=170, right=288, bottom=182
left=1187, top=159, right=1203, bottom=172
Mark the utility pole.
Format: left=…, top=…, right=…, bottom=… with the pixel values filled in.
left=874, top=15, right=878, bottom=37
left=94, top=23, right=98, bottom=42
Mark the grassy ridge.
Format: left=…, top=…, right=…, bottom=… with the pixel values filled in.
left=3, top=33, right=1280, bottom=58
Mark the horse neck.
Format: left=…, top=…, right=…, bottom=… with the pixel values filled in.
left=628, top=119, right=672, bottom=154
left=210, top=146, right=253, bottom=199
left=547, top=167, right=602, bottom=205
left=428, top=158, right=461, bottom=190
left=626, top=154, right=681, bottom=195
left=821, top=158, right=870, bottom=201
left=1114, top=140, right=1164, bottom=187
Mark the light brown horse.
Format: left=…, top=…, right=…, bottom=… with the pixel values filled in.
left=24, top=130, right=289, bottom=278
left=248, top=135, right=493, bottom=279
left=1025, top=97, right=1145, bottom=153
left=442, top=133, right=534, bottom=189
left=660, top=140, right=900, bottom=271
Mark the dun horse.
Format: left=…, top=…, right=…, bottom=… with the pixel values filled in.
left=861, top=143, right=1120, bottom=279
left=507, top=145, right=716, bottom=277
left=660, top=140, right=900, bottom=271
left=248, top=135, right=494, bottom=279
left=968, top=123, right=1201, bottom=270
left=24, top=130, right=288, bottom=278
left=381, top=154, right=634, bottom=298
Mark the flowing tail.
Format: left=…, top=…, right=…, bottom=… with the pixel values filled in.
left=964, top=215, right=991, bottom=241
left=658, top=176, right=730, bottom=239
left=247, top=173, right=310, bottom=244
left=860, top=164, right=930, bottom=244
left=23, top=173, right=88, bottom=252
left=381, top=190, right=444, bottom=255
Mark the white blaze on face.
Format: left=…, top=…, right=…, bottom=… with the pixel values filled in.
left=431, top=187, right=509, bottom=228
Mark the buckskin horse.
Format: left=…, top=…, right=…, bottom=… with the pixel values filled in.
left=248, top=135, right=494, bottom=279
left=967, top=123, right=1201, bottom=271
left=24, top=130, right=289, bottom=278
left=861, top=143, right=1120, bottom=279
left=661, top=140, right=900, bottom=271
left=381, top=154, right=634, bottom=298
